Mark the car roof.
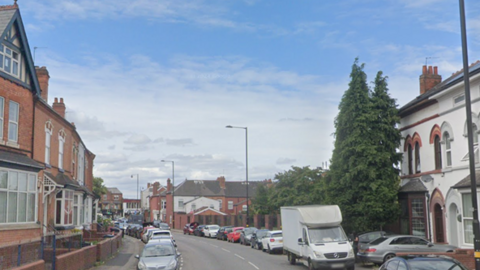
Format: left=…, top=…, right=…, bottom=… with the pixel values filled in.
left=269, top=230, right=282, bottom=234
left=145, top=239, right=175, bottom=247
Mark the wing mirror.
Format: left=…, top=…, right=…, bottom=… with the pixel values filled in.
left=135, top=255, right=140, bottom=259
left=298, top=238, right=304, bottom=245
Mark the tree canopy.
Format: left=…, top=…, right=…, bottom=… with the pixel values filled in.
left=324, top=59, right=401, bottom=234
left=93, top=177, right=108, bottom=198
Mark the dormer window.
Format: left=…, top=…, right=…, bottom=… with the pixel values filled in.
left=0, top=44, right=20, bottom=78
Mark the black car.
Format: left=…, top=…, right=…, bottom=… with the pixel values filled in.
left=240, top=227, right=258, bottom=245
left=216, top=226, right=233, bottom=240
left=379, top=255, right=469, bottom=270
left=194, top=225, right=206, bottom=236
left=250, top=229, right=269, bottom=250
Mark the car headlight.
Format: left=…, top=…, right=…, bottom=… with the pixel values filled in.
left=166, top=260, right=177, bottom=270
left=137, top=261, right=147, bottom=270
left=348, top=249, right=354, bottom=258
left=313, top=251, right=325, bottom=258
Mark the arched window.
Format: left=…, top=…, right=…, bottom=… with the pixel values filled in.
left=434, top=135, right=442, bottom=170
left=415, top=142, right=421, bottom=173
left=444, top=132, right=452, bottom=167
left=408, top=144, right=413, bottom=175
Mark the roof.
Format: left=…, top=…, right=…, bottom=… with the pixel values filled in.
left=225, top=181, right=259, bottom=197
left=399, top=179, right=427, bottom=193
left=174, top=180, right=225, bottom=196
left=107, top=187, right=122, bottom=194
left=399, top=61, right=480, bottom=115
left=0, top=149, right=43, bottom=171
left=453, top=171, right=480, bottom=189
left=194, top=207, right=227, bottom=216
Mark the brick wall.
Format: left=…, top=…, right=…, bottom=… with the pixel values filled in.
left=10, top=260, right=44, bottom=270
left=396, top=250, right=474, bottom=270
left=55, top=245, right=96, bottom=270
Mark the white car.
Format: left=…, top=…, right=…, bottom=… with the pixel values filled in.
left=261, top=230, right=283, bottom=254
left=142, top=228, right=161, bottom=243
left=149, top=230, right=174, bottom=243
left=203, top=225, right=220, bottom=238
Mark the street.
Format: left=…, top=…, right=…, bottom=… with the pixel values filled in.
left=95, top=231, right=378, bottom=270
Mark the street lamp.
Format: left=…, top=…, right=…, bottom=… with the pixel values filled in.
left=161, top=160, right=175, bottom=229
left=226, top=125, right=249, bottom=226
left=131, top=174, right=139, bottom=213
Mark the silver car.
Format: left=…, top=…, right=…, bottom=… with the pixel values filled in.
left=136, top=240, right=181, bottom=270
left=357, top=235, right=457, bottom=264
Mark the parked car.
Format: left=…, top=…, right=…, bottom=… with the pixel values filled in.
left=159, top=223, right=171, bottom=230
left=150, top=235, right=177, bottom=247
left=251, top=229, right=269, bottom=250
left=240, top=227, right=258, bottom=245
left=354, top=231, right=396, bottom=261
left=149, top=230, right=173, bottom=242
left=216, top=226, right=233, bottom=240
left=194, top=225, right=206, bottom=236
left=183, top=222, right=199, bottom=235
left=379, top=255, right=469, bottom=270
left=357, top=235, right=457, bottom=264
left=261, top=230, right=283, bottom=254
left=135, top=239, right=181, bottom=270
left=227, top=227, right=244, bottom=243
left=140, top=226, right=156, bottom=241
left=143, top=228, right=161, bottom=243
left=203, top=224, right=220, bottom=238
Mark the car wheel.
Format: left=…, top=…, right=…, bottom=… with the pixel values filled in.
left=383, top=253, right=396, bottom=263
left=258, top=243, right=262, bottom=250
left=288, top=252, right=296, bottom=265
left=268, top=245, right=273, bottom=254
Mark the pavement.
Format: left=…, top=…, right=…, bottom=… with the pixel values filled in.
left=90, top=236, right=144, bottom=270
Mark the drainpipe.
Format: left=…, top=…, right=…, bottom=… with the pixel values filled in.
left=426, top=192, right=432, bottom=242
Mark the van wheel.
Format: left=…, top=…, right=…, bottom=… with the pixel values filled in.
left=288, top=252, right=296, bottom=265
left=308, top=259, right=316, bottom=270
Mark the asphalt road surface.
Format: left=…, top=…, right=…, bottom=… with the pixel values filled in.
left=93, top=231, right=377, bottom=270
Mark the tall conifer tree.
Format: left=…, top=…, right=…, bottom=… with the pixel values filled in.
left=325, top=60, right=401, bottom=233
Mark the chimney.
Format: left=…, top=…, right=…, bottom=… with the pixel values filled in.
left=153, top=182, right=160, bottom=196
left=420, top=65, right=442, bottom=95
left=167, top=178, right=172, bottom=192
left=217, top=176, right=226, bottom=189
left=36, top=66, right=50, bottom=102
left=52, top=97, right=66, bottom=118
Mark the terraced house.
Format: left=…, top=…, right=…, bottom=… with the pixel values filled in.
left=399, top=62, right=480, bottom=249
left=0, top=2, right=96, bottom=246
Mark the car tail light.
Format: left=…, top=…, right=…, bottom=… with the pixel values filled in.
left=270, top=238, right=275, bottom=242
left=365, top=248, right=377, bottom=253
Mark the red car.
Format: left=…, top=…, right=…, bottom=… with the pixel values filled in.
left=227, top=227, right=244, bottom=243
left=183, top=222, right=199, bottom=235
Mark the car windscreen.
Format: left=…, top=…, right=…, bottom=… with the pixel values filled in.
left=141, top=244, right=175, bottom=257
left=271, top=232, right=283, bottom=238
left=257, top=230, right=269, bottom=238
left=308, top=227, right=348, bottom=244
left=408, top=260, right=467, bottom=270
left=209, top=225, right=219, bottom=230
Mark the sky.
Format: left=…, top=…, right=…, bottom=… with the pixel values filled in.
left=12, top=0, right=480, bottom=199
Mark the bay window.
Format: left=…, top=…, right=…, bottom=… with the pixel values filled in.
left=55, top=190, right=74, bottom=226
left=0, top=169, right=37, bottom=224
left=462, top=193, right=474, bottom=244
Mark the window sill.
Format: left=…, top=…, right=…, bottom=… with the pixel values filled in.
left=6, top=141, right=19, bottom=148
left=0, top=223, right=40, bottom=231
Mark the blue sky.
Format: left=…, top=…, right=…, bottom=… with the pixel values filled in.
left=13, top=0, right=480, bottom=198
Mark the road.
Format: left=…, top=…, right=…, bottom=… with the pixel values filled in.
left=94, top=232, right=378, bottom=270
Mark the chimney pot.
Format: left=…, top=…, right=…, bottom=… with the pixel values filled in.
left=52, top=97, right=66, bottom=118
left=422, top=65, right=427, bottom=74
left=428, top=66, right=433, bottom=74
left=434, top=66, right=438, bottom=75
left=419, top=66, right=442, bottom=95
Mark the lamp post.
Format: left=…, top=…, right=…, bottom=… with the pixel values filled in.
left=226, top=125, right=249, bottom=226
left=161, top=160, right=175, bottom=229
left=130, top=174, right=139, bottom=213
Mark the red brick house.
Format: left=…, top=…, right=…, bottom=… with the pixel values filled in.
left=99, top=187, right=123, bottom=219
left=0, top=3, right=96, bottom=245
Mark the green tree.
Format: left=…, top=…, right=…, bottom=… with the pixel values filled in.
left=93, top=177, right=108, bottom=198
left=268, top=166, right=324, bottom=212
left=250, top=183, right=272, bottom=215
left=324, top=59, right=400, bottom=234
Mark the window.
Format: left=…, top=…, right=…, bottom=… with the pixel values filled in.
left=0, top=97, right=3, bottom=139
left=114, top=195, right=119, bottom=200
left=242, top=205, right=247, bottom=212
left=162, top=200, right=166, bottom=209
left=228, top=201, right=233, bottom=210
left=192, top=203, right=196, bottom=211
left=210, top=204, right=214, bottom=209
left=178, top=199, right=184, bottom=208
left=102, top=194, right=107, bottom=200
left=0, top=170, right=37, bottom=224
left=444, top=132, right=452, bottom=166
left=415, top=142, right=421, bottom=173
left=73, top=194, right=84, bottom=226
left=55, top=190, right=74, bottom=226
left=434, top=135, right=442, bottom=170
left=454, top=94, right=465, bottom=105
left=44, top=121, right=52, bottom=164
left=218, top=199, right=222, bottom=210
left=8, top=101, right=18, bottom=142
left=411, top=198, right=426, bottom=237
left=58, top=132, right=65, bottom=169
left=0, top=44, right=20, bottom=77
left=462, top=193, right=474, bottom=244
left=407, top=144, right=413, bottom=175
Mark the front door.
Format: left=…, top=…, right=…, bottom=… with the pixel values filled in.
left=434, top=204, right=444, bottom=243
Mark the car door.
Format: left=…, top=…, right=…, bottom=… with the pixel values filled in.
left=410, top=237, right=435, bottom=252
left=262, top=232, right=271, bottom=250
left=388, top=237, right=414, bottom=254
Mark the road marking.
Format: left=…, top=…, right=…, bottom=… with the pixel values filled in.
left=249, top=262, right=259, bottom=270
left=221, top=248, right=231, bottom=253
left=235, top=254, right=245, bottom=260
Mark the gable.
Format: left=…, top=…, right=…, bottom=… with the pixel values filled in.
left=0, top=6, right=40, bottom=95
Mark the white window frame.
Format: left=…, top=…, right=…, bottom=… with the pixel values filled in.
left=0, top=44, right=20, bottom=78
left=228, top=201, right=233, bottom=210
left=55, top=190, right=74, bottom=226
left=162, top=200, right=166, bottom=209
left=114, top=195, right=119, bottom=200
left=73, top=193, right=84, bottom=226
left=102, top=194, right=107, bottom=200
left=178, top=199, right=184, bottom=208
left=462, top=193, right=474, bottom=245
left=0, top=96, right=4, bottom=140
left=0, top=169, right=38, bottom=224
left=444, top=132, right=452, bottom=167
left=8, top=100, right=18, bottom=143
left=242, top=204, right=247, bottom=212
left=58, top=133, right=65, bottom=170
left=45, top=121, right=53, bottom=165
left=218, top=199, right=222, bottom=210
